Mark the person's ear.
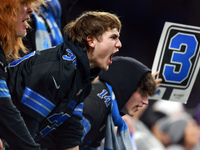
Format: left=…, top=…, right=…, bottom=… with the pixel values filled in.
left=87, top=35, right=95, bottom=48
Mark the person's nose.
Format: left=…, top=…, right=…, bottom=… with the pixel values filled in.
left=116, top=39, right=122, bottom=48
left=26, top=5, right=33, bottom=14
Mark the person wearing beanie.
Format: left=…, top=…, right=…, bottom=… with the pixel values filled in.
left=139, top=103, right=171, bottom=147
left=156, top=112, right=199, bottom=150
left=140, top=100, right=187, bottom=148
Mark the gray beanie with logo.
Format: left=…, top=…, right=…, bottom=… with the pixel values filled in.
left=156, top=112, right=191, bottom=144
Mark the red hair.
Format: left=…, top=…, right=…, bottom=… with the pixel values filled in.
left=0, top=0, right=44, bottom=62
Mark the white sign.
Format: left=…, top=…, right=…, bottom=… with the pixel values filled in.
left=149, top=22, right=200, bottom=103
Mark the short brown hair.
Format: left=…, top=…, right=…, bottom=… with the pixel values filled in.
left=63, top=11, right=121, bottom=51
left=137, top=72, right=157, bottom=97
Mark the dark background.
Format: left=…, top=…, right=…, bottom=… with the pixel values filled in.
left=59, top=0, right=200, bottom=109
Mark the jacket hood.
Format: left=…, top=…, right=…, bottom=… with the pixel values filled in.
left=63, top=33, right=101, bottom=83
left=63, top=33, right=90, bottom=77
left=99, top=56, right=151, bottom=110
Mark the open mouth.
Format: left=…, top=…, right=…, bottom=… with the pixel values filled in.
left=109, top=51, right=119, bottom=63
left=22, top=18, right=29, bottom=28
left=23, top=18, right=28, bottom=22
left=113, top=50, right=119, bottom=56
left=23, top=16, right=30, bottom=23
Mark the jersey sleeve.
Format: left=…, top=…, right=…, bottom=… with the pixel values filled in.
left=38, top=103, right=84, bottom=149
left=57, top=114, right=83, bottom=149
left=0, top=44, right=41, bottom=150
left=56, top=102, right=84, bottom=149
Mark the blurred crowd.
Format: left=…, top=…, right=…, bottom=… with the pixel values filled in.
left=123, top=100, right=200, bottom=150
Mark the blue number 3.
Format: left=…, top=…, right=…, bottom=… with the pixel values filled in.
left=62, top=49, right=77, bottom=68
left=163, top=33, right=198, bottom=83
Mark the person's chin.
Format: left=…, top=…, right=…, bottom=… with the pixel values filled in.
left=129, top=113, right=134, bottom=117
left=104, top=66, right=109, bottom=71
left=101, top=65, right=109, bottom=71
left=16, top=30, right=27, bottom=37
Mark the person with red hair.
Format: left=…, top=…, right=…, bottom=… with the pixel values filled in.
left=0, top=0, right=43, bottom=149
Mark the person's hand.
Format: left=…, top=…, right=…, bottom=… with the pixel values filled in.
left=152, top=71, right=162, bottom=88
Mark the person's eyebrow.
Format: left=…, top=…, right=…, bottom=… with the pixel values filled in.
left=111, top=33, right=120, bottom=38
